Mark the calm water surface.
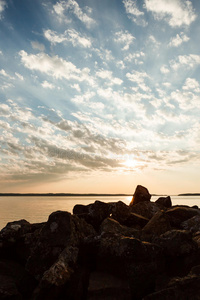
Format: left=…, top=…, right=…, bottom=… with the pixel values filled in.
left=0, top=195, right=200, bottom=230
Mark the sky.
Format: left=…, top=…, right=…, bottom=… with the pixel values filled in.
left=0, top=0, right=200, bottom=195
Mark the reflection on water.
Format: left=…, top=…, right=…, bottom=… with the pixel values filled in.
left=0, top=195, right=199, bottom=230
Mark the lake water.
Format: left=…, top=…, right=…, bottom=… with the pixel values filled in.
left=0, top=195, right=200, bottom=230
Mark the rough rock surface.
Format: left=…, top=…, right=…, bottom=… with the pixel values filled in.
left=129, top=185, right=151, bottom=206
left=1, top=185, right=200, bottom=299
left=155, top=196, right=172, bottom=208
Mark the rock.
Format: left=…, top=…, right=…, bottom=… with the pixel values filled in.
left=31, top=246, right=81, bottom=300
left=26, top=211, right=95, bottom=280
left=96, top=233, right=164, bottom=299
left=73, top=200, right=111, bottom=231
left=142, top=211, right=172, bottom=238
left=87, top=271, right=131, bottom=300
left=129, top=185, right=151, bottom=206
left=123, top=212, right=149, bottom=229
left=181, top=215, right=200, bottom=232
left=155, top=196, right=172, bottom=208
left=166, top=206, right=200, bottom=228
left=130, top=201, right=161, bottom=219
left=144, top=273, right=200, bottom=300
left=100, top=218, right=141, bottom=239
left=0, top=274, right=22, bottom=299
left=111, top=201, right=130, bottom=224
left=0, top=259, right=36, bottom=299
left=157, top=230, right=197, bottom=257
left=156, top=230, right=198, bottom=276
left=0, top=220, right=44, bottom=263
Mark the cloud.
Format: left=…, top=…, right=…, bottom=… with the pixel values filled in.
left=53, top=0, right=95, bottom=27
left=126, top=70, right=151, bottom=91
left=15, top=72, right=24, bottom=81
left=0, top=0, right=6, bottom=18
left=41, top=80, right=55, bottom=89
left=148, top=35, right=161, bottom=48
left=145, top=0, right=197, bottom=27
left=123, top=0, right=147, bottom=26
left=170, top=54, right=200, bottom=70
left=160, top=65, right=170, bottom=74
left=0, top=69, right=14, bottom=79
left=168, top=32, right=189, bottom=47
left=114, top=30, right=135, bottom=50
left=182, top=78, right=200, bottom=92
left=71, top=83, right=81, bottom=92
left=96, top=69, right=123, bottom=85
left=19, top=50, right=94, bottom=84
left=125, top=51, right=145, bottom=64
left=44, top=28, right=92, bottom=48
left=31, top=41, right=45, bottom=52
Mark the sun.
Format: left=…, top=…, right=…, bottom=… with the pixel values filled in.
left=123, top=158, right=138, bottom=169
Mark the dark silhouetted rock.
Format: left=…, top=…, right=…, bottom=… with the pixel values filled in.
left=157, top=230, right=197, bottom=257
left=166, top=206, right=200, bottom=228
left=87, top=271, right=131, bottom=300
left=0, top=259, right=36, bottom=299
left=26, top=211, right=95, bottom=280
left=155, top=196, right=172, bottom=208
left=142, top=211, right=172, bottom=238
left=123, top=212, right=149, bottom=229
left=96, top=233, right=164, bottom=299
left=144, top=273, right=200, bottom=300
left=0, top=220, right=44, bottom=263
left=100, top=217, right=141, bottom=239
left=73, top=200, right=111, bottom=231
left=130, top=201, right=161, bottom=220
left=129, top=185, right=151, bottom=206
left=181, top=215, right=200, bottom=233
left=111, top=201, right=130, bottom=224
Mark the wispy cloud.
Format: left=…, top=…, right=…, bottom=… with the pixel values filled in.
left=96, top=69, right=123, bottom=86
left=31, top=41, right=45, bottom=52
left=53, top=0, right=96, bottom=27
left=145, top=0, right=197, bottom=27
left=44, top=29, right=92, bottom=48
left=123, top=0, right=147, bottom=26
left=168, top=32, right=189, bottom=47
left=19, top=50, right=94, bottom=84
left=114, top=30, right=135, bottom=50
left=170, top=54, right=200, bottom=70
left=0, top=0, right=7, bottom=18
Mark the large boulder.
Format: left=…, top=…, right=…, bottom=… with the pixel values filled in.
left=155, top=196, right=172, bottom=208
left=87, top=271, right=131, bottom=300
left=111, top=201, right=130, bottom=224
left=155, top=230, right=198, bottom=276
left=166, top=206, right=200, bottom=228
left=26, top=211, right=95, bottom=280
left=0, top=259, right=36, bottom=299
left=129, top=185, right=151, bottom=206
left=100, top=217, right=141, bottom=239
left=142, top=211, right=172, bottom=239
left=31, top=246, right=82, bottom=300
left=95, top=233, right=164, bottom=299
left=181, top=215, right=200, bottom=233
left=0, top=220, right=44, bottom=263
left=123, top=212, right=149, bottom=229
left=144, top=273, right=200, bottom=300
left=73, top=200, right=111, bottom=231
left=130, top=201, right=161, bottom=219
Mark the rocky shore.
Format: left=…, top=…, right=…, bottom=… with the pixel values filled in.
left=1, top=185, right=200, bottom=299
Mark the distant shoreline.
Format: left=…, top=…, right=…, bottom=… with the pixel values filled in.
left=0, top=193, right=161, bottom=197
left=0, top=193, right=199, bottom=197
left=178, top=193, right=200, bottom=196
